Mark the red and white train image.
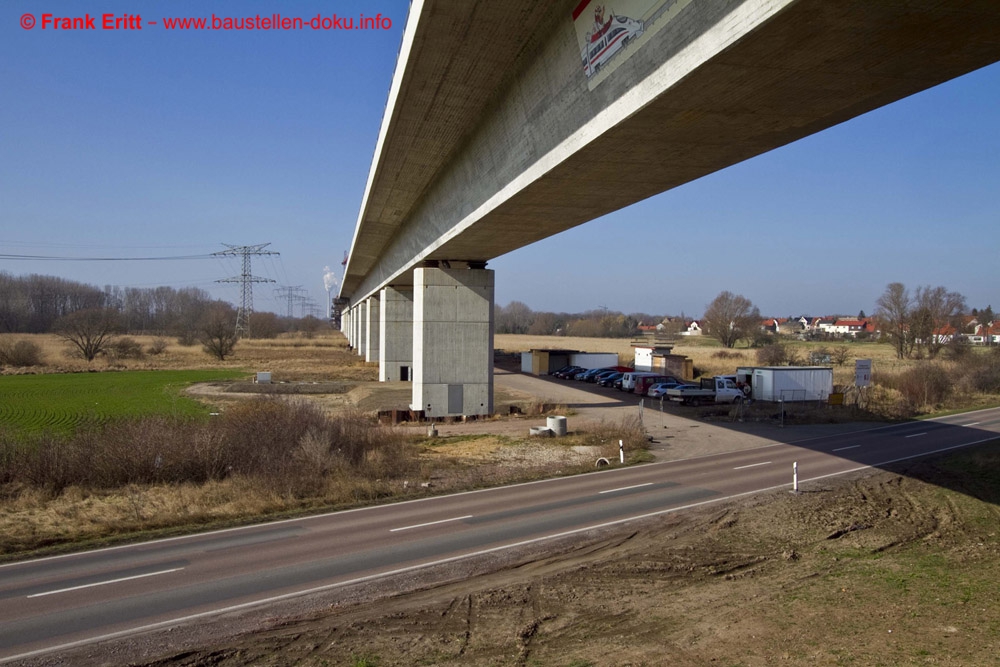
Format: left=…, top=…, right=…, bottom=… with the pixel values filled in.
left=580, top=5, right=645, bottom=77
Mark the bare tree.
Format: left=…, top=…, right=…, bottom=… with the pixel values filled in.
left=703, top=291, right=761, bottom=348
left=527, top=311, right=563, bottom=336
left=913, top=285, right=966, bottom=358
left=198, top=305, right=239, bottom=361
left=832, top=345, right=852, bottom=366
left=54, top=308, right=122, bottom=361
left=495, top=301, right=535, bottom=334
left=876, top=282, right=913, bottom=359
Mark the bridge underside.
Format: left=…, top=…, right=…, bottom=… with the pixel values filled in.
left=341, top=0, right=1000, bottom=416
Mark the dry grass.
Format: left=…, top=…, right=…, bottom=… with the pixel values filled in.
left=0, top=330, right=377, bottom=381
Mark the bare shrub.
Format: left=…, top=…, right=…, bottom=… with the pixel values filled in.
left=756, top=344, right=788, bottom=366
left=848, top=383, right=916, bottom=420
left=147, top=337, right=168, bottom=355
left=881, top=364, right=954, bottom=408
left=0, top=338, right=44, bottom=367
left=107, top=336, right=145, bottom=362
left=54, top=308, right=122, bottom=361
left=199, top=305, right=239, bottom=360
left=785, top=348, right=805, bottom=366
left=176, top=330, right=198, bottom=346
left=957, top=349, right=1000, bottom=394
left=712, top=350, right=742, bottom=360
left=831, top=346, right=851, bottom=366
left=579, top=416, right=647, bottom=461
left=0, top=400, right=414, bottom=498
left=248, top=311, right=282, bottom=339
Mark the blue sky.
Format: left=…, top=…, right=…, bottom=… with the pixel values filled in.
left=2, top=1, right=998, bottom=319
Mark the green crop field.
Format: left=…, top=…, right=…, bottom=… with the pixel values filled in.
left=0, top=370, right=246, bottom=434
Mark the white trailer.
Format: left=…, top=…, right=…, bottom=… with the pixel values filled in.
left=738, top=366, right=833, bottom=402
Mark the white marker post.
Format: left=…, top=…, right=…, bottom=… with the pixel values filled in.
left=793, top=461, right=799, bottom=492
left=619, top=439, right=624, bottom=464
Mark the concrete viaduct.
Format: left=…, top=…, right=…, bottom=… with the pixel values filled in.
left=339, top=0, right=1000, bottom=418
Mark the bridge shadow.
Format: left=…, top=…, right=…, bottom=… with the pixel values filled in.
left=525, top=371, right=1000, bottom=506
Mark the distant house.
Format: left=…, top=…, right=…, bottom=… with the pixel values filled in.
left=813, top=317, right=837, bottom=333
left=680, top=320, right=702, bottom=336
left=932, top=324, right=958, bottom=344
left=829, top=319, right=869, bottom=337
left=968, top=322, right=1000, bottom=345
left=762, top=318, right=781, bottom=334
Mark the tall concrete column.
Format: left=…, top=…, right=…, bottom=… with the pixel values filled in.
left=344, top=308, right=352, bottom=345
left=379, top=287, right=413, bottom=382
left=349, top=307, right=357, bottom=348
left=365, top=295, right=381, bottom=363
left=356, top=305, right=367, bottom=357
left=411, top=267, right=494, bottom=417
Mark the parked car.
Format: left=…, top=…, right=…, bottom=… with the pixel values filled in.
left=620, top=371, right=659, bottom=392
left=553, top=366, right=583, bottom=379
left=646, top=381, right=685, bottom=398
left=549, top=364, right=576, bottom=376
left=665, top=375, right=745, bottom=405
left=578, top=367, right=609, bottom=382
left=585, top=368, right=617, bottom=383
left=634, top=375, right=682, bottom=396
left=599, top=372, right=624, bottom=387
left=592, top=369, right=620, bottom=384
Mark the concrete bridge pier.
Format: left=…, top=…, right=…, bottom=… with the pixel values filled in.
left=379, top=287, right=413, bottom=382
left=410, top=266, right=494, bottom=418
left=365, top=295, right=380, bottom=363
left=351, top=306, right=358, bottom=348
left=355, top=306, right=367, bottom=358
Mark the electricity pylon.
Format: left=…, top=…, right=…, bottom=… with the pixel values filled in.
left=274, top=285, right=306, bottom=318
left=214, top=243, right=279, bottom=338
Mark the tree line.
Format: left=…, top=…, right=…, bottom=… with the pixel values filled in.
left=493, top=301, right=682, bottom=338
left=497, top=283, right=991, bottom=361
left=0, top=273, right=220, bottom=335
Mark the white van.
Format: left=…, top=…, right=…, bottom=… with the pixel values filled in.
left=620, top=371, right=657, bottom=392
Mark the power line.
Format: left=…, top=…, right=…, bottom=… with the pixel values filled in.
left=0, top=253, right=213, bottom=261
left=274, top=285, right=307, bottom=318
left=213, top=243, right=279, bottom=338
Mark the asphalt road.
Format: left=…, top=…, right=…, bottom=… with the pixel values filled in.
left=2, top=407, right=998, bottom=664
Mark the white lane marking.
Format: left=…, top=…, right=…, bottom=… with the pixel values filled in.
left=905, top=433, right=927, bottom=438
left=833, top=445, right=861, bottom=452
left=963, top=422, right=981, bottom=427
left=599, top=482, right=653, bottom=495
left=390, top=515, right=472, bottom=532
left=733, top=461, right=771, bottom=470
left=27, top=568, right=184, bottom=599
left=8, top=434, right=999, bottom=666
left=11, top=407, right=1000, bottom=573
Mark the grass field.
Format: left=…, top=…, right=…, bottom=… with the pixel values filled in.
left=0, top=369, right=247, bottom=434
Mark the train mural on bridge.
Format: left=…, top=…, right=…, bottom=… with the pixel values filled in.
left=572, top=0, right=694, bottom=87
left=578, top=5, right=645, bottom=77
